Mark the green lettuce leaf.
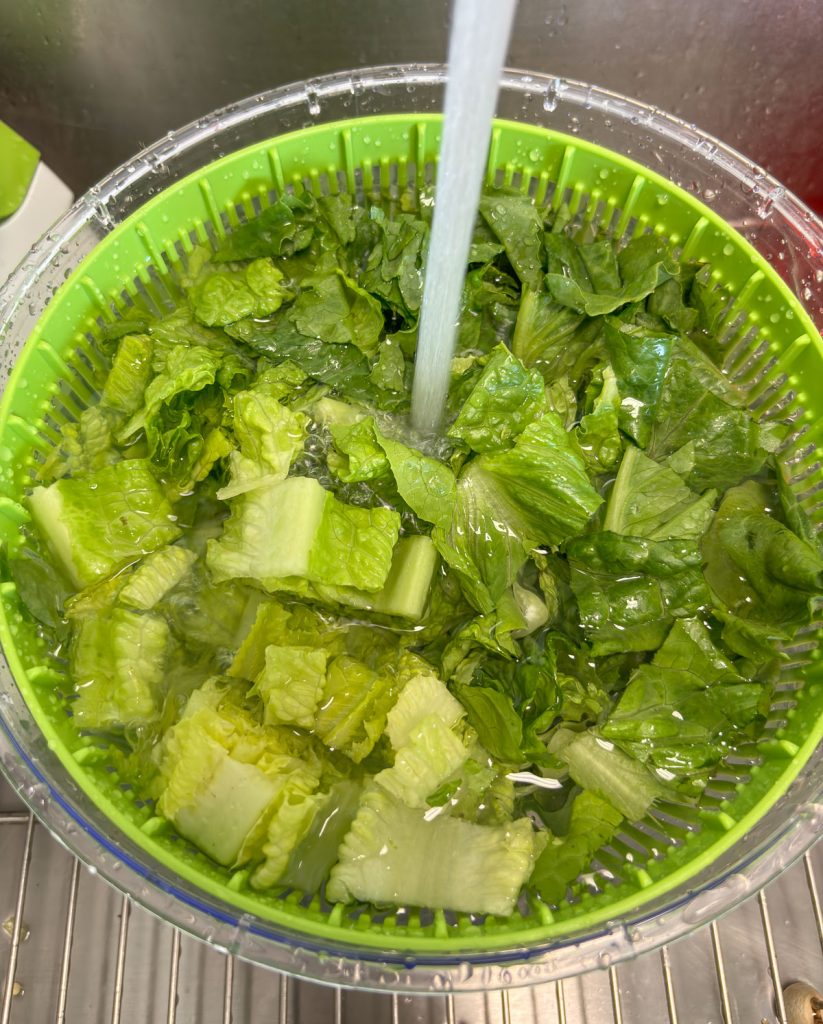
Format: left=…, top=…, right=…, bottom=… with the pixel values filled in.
left=545, top=234, right=678, bottom=317
left=29, top=460, right=181, bottom=589
left=447, top=344, right=547, bottom=454
left=550, top=728, right=666, bottom=820
left=313, top=654, right=404, bottom=762
left=385, top=672, right=466, bottom=749
left=190, top=258, right=292, bottom=326
left=254, top=644, right=327, bottom=730
left=702, top=480, right=823, bottom=633
left=307, top=498, right=399, bottom=592
left=207, top=477, right=328, bottom=584
left=119, top=545, right=197, bottom=611
left=568, top=550, right=710, bottom=656
left=101, top=333, right=154, bottom=414
left=529, top=789, right=623, bottom=904
left=213, top=192, right=317, bottom=261
left=575, top=364, right=623, bottom=473
left=70, top=606, right=170, bottom=727
left=327, top=788, right=538, bottom=916
left=510, top=286, right=591, bottom=383
left=279, top=780, right=363, bottom=894
left=375, top=713, right=469, bottom=807
left=478, top=189, right=545, bottom=290
left=604, top=445, right=716, bottom=540
left=601, top=619, right=768, bottom=788
left=473, top=414, right=604, bottom=546
left=291, top=270, right=384, bottom=356
left=218, top=387, right=307, bottom=500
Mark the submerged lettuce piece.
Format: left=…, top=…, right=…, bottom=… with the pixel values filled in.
left=374, top=713, right=469, bottom=807
left=434, top=413, right=601, bottom=613
left=101, top=333, right=154, bottom=414
left=29, top=460, right=181, bottom=589
left=217, top=387, right=307, bottom=500
left=550, top=728, right=667, bottom=820
left=605, top=321, right=770, bottom=491
left=118, top=546, right=197, bottom=611
left=545, top=234, right=678, bottom=317
left=385, top=673, right=466, bottom=749
left=473, top=414, right=603, bottom=548
left=157, top=700, right=319, bottom=867
left=313, top=655, right=405, bottom=762
left=254, top=644, right=327, bottom=730
left=70, top=607, right=170, bottom=727
left=213, top=192, right=318, bottom=261
left=568, top=551, right=709, bottom=656
left=207, top=477, right=328, bottom=584
left=190, top=259, right=292, bottom=327
left=316, top=535, right=439, bottom=622
left=327, top=788, right=538, bottom=916
left=478, top=189, right=545, bottom=290
left=279, top=780, right=363, bottom=894
left=601, top=619, right=766, bottom=788
left=446, top=345, right=547, bottom=454
left=529, top=790, right=623, bottom=905
left=330, top=415, right=456, bottom=530
left=291, top=270, right=384, bottom=357
left=307, top=498, right=400, bottom=592
left=702, top=480, right=823, bottom=634
left=604, top=445, right=716, bottom=541
left=249, top=775, right=325, bottom=890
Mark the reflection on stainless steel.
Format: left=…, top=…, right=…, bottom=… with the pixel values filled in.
left=0, top=0, right=821, bottom=208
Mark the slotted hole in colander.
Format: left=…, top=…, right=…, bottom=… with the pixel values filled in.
left=724, top=327, right=766, bottom=377
left=762, top=388, right=800, bottom=421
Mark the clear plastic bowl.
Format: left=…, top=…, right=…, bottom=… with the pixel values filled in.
left=0, top=65, right=822, bottom=993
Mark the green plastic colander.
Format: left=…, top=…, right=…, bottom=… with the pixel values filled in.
left=1, top=68, right=822, bottom=990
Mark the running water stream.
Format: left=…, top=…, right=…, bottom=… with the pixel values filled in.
left=410, top=0, right=518, bottom=434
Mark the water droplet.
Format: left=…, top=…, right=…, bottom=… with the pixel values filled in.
left=722, top=243, right=735, bottom=257
left=528, top=148, right=541, bottom=162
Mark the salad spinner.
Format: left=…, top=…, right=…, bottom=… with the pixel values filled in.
left=0, top=67, right=822, bottom=992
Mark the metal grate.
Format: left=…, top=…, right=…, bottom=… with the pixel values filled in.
left=1, top=776, right=821, bottom=1024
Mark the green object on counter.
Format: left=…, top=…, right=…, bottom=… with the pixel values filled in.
left=0, top=122, right=39, bottom=219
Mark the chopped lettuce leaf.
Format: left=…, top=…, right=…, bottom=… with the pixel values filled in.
left=190, top=259, right=291, bottom=327
left=249, top=776, right=324, bottom=889
left=70, top=607, right=170, bottom=727
left=101, top=333, right=154, bottom=414
left=29, top=460, right=181, bottom=588
left=327, top=788, right=538, bottom=916
left=279, top=780, right=362, bottom=894
left=217, top=387, right=307, bottom=500
left=316, top=535, right=439, bottom=621
left=702, top=480, right=823, bottom=633
left=208, top=477, right=328, bottom=583
left=291, top=270, right=384, bottom=356
left=119, top=546, right=197, bottom=611
left=447, top=345, right=547, bottom=454
left=550, top=728, right=666, bottom=820
left=314, top=655, right=404, bottom=763
left=375, top=713, right=469, bottom=807
left=385, top=673, right=466, bottom=749
left=530, top=790, right=623, bottom=905
left=254, top=644, right=327, bottom=729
